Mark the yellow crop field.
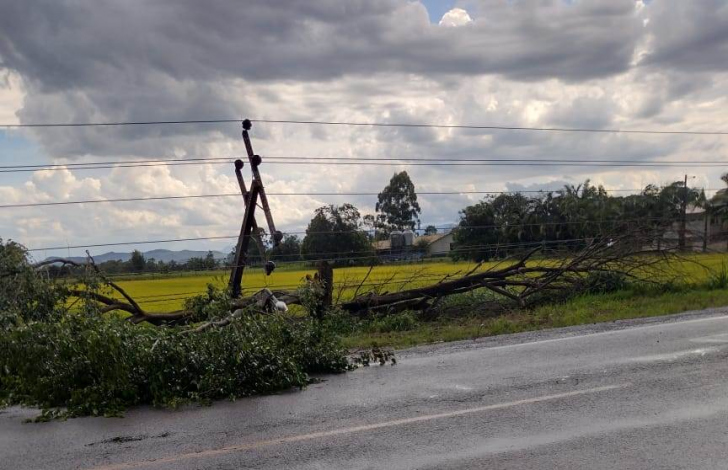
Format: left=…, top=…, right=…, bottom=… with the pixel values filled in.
left=116, top=260, right=483, bottom=312
left=115, top=254, right=728, bottom=312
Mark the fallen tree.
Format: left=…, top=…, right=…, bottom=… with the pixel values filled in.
left=26, top=232, right=685, bottom=323
left=337, top=234, right=672, bottom=316
left=0, top=232, right=698, bottom=419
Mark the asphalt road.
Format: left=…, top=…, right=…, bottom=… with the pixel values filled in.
left=4, top=307, right=728, bottom=469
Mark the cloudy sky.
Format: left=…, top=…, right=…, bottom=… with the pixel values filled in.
left=1, top=0, right=727, bottom=258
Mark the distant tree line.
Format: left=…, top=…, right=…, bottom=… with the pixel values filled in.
left=95, top=250, right=222, bottom=275
left=43, top=172, right=728, bottom=274
left=452, top=180, right=706, bottom=262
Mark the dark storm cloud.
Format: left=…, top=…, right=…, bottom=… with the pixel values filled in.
left=639, top=1, right=728, bottom=74
left=0, top=0, right=642, bottom=91
left=0, top=0, right=723, bottom=164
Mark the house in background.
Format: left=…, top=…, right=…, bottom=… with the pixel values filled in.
left=415, top=232, right=454, bottom=256
left=657, top=205, right=724, bottom=251
left=372, top=230, right=454, bottom=258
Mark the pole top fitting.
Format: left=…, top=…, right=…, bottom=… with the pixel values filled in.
left=234, top=159, right=244, bottom=170
left=242, top=119, right=252, bottom=131
left=251, top=154, right=262, bottom=168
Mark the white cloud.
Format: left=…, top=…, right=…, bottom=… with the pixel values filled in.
left=0, top=70, right=24, bottom=124
left=439, top=8, right=473, bottom=27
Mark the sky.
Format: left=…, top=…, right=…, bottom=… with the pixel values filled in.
left=1, top=0, right=727, bottom=259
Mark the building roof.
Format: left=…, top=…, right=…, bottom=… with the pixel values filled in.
left=372, top=232, right=453, bottom=251
left=416, top=232, right=452, bottom=246
left=373, top=239, right=391, bottom=250
left=686, top=204, right=706, bottom=215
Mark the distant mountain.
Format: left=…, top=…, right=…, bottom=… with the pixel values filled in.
left=45, top=249, right=227, bottom=264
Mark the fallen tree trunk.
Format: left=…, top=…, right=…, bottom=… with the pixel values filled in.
left=337, top=234, right=679, bottom=316
left=43, top=253, right=303, bottom=326
left=41, top=231, right=683, bottom=323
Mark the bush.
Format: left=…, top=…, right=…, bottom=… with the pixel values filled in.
left=0, top=240, right=350, bottom=419
left=0, top=312, right=349, bottom=419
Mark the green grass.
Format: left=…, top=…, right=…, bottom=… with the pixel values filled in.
left=341, top=285, right=728, bottom=349
left=115, top=260, right=487, bottom=312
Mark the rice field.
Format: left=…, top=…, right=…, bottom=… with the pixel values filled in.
left=114, top=254, right=728, bottom=312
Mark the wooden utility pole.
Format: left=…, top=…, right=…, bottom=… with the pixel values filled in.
left=703, top=208, right=710, bottom=253
left=679, top=174, right=687, bottom=251
left=229, top=180, right=261, bottom=298
left=228, top=119, right=283, bottom=298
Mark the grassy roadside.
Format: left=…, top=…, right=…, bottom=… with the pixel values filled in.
left=340, top=286, right=728, bottom=350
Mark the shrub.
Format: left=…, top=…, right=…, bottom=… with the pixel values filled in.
left=0, top=240, right=350, bottom=419
left=0, top=311, right=349, bottom=419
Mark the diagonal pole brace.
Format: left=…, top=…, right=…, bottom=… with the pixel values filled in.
left=229, top=180, right=261, bottom=298
left=234, top=159, right=268, bottom=259
left=242, top=119, right=283, bottom=246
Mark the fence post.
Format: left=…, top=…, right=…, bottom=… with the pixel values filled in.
left=317, top=260, right=333, bottom=317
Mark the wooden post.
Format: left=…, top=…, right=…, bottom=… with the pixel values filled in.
left=229, top=181, right=261, bottom=298
left=703, top=209, right=710, bottom=253
left=316, top=260, right=333, bottom=319
left=679, top=174, right=687, bottom=251
left=241, top=119, right=283, bottom=246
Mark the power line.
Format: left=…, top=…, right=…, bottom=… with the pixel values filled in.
left=0, top=119, right=241, bottom=128
left=2, top=117, right=728, bottom=136
left=27, top=235, right=239, bottom=252
left=24, top=216, right=697, bottom=252
left=263, top=161, right=728, bottom=167
left=132, top=272, right=456, bottom=302
left=137, top=276, right=449, bottom=304
left=3, top=159, right=725, bottom=174
left=3, top=155, right=727, bottom=173
left=0, top=157, right=234, bottom=173
left=3, top=189, right=720, bottom=210
left=42, top=236, right=622, bottom=283
left=0, top=160, right=233, bottom=173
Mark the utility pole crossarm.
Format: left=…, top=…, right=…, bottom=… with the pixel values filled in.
left=241, top=119, right=283, bottom=246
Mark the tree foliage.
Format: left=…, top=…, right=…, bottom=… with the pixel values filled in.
left=269, top=234, right=302, bottom=262
left=375, top=171, right=421, bottom=233
left=0, top=241, right=349, bottom=419
left=301, top=204, right=373, bottom=263
left=130, top=250, right=146, bottom=272
left=453, top=180, right=704, bottom=261
left=0, top=239, right=69, bottom=327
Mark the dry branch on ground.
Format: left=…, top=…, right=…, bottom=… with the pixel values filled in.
left=44, top=232, right=685, bottom=323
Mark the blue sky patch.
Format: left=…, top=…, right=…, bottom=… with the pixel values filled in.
left=420, top=0, right=457, bottom=23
